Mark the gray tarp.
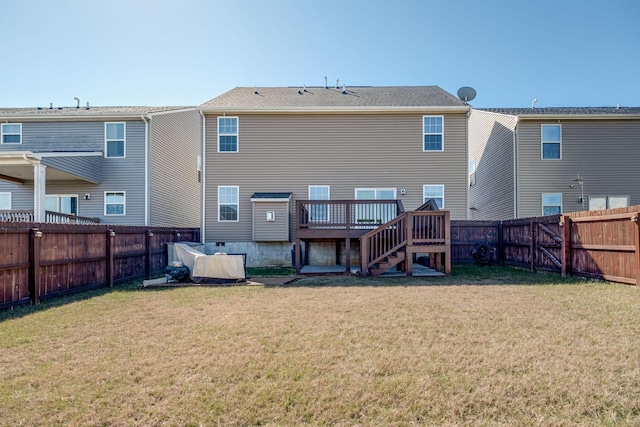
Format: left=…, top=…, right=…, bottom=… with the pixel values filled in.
left=173, top=243, right=245, bottom=280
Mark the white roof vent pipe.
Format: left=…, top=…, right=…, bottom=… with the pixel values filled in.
left=86, top=101, right=90, bottom=110
left=74, top=97, right=80, bottom=108
left=342, top=84, right=347, bottom=94
left=324, top=76, right=328, bottom=89
left=336, top=78, right=339, bottom=89
left=531, top=98, right=538, bottom=109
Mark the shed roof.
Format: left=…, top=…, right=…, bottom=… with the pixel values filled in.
left=250, top=192, right=293, bottom=200
left=200, top=86, right=468, bottom=112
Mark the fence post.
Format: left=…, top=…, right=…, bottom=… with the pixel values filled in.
left=560, top=215, right=572, bottom=277
left=29, top=228, right=42, bottom=305
left=530, top=221, right=537, bottom=272
left=497, top=221, right=504, bottom=266
left=106, top=229, right=115, bottom=288
left=634, top=213, right=640, bottom=286
left=145, top=230, right=153, bottom=280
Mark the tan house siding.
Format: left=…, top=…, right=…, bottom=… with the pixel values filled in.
left=252, top=201, right=290, bottom=241
left=149, top=109, right=202, bottom=227
left=468, top=110, right=517, bottom=220
left=204, top=112, right=468, bottom=242
left=517, top=119, right=640, bottom=217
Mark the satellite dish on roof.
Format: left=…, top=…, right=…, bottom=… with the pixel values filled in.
left=457, top=86, right=477, bottom=103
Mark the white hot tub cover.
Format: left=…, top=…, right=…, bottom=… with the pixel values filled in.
left=173, top=243, right=245, bottom=280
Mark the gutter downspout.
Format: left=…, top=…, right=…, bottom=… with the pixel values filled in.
left=198, top=109, right=206, bottom=244
left=513, top=117, right=519, bottom=218
left=23, top=154, right=46, bottom=222
left=465, top=108, right=470, bottom=220
left=141, top=114, right=149, bottom=226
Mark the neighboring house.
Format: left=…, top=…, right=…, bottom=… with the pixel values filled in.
left=0, top=105, right=202, bottom=227
left=468, top=107, right=640, bottom=220
left=199, top=85, right=470, bottom=267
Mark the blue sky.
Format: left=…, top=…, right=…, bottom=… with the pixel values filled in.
left=1, top=0, right=638, bottom=108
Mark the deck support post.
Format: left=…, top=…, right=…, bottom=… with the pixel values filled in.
left=295, top=238, right=301, bottom=275
left=345, top=238, right=351, bottom=273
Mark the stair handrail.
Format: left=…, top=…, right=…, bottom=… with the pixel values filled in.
left=360, top=212, right=408, bottom=275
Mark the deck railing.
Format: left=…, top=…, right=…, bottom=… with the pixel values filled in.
left=296, top=199, right=405, bottom=230
left=360, top=211, right=450, bottom=275
left=0, top=210, right=100, bottom=224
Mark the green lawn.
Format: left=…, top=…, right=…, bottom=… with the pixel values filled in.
left=1, top=266, right=639, bottom=426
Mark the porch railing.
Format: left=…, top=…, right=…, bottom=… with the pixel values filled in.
left=296, top=199, right=405, bottom=230
left=0, top=210, right=100, bottom=224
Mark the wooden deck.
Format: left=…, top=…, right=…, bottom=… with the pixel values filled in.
left=0, top=210, right=100, bottom=224
left=295, top=200, right=451, bottom=276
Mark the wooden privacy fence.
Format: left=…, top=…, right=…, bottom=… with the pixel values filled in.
left=451, top=206, right=640, bottom=286
left=0, top=222, right=199, bottom=309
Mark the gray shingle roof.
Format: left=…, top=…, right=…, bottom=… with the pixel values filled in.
left=250, top=192, right=293, bottom=200
left=478, top=107, right=640, bottom=116
left=0, top=106, right=192, bottom=118
left=200, top=86, right=467, bottom=110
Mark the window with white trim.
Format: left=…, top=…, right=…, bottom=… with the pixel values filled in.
left=0, top=192, right=11, bottom=209
left=423, top=116, right=443, bottom=151
left=542, top=193, right=562, bottom=216
left=355, top=188, right=397, bottom=224
left=46, top=195, right=78, bottom=215
left=588, top=195, right=630, bottom=211
left=308, top=185, right=330, bottom=222
left=105, top=123, right=126, bottom=158
left=218, top=117, right=238, bottom=152
left=105, top=192, right=125, bottom=215
left=541, top=124, right=561, bottom=160
left=218, top=186, right=239, bottom=221
left=1, top=123, right=22, bottom=144
left=423, top=185, right=444, bottom=209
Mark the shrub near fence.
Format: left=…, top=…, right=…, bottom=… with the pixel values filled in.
left=0, top=222, right=199, bottom=309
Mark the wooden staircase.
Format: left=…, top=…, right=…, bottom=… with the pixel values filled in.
left=359, top=210, right=451, bottom=277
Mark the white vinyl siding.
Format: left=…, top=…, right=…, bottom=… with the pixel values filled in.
left=218, top=186, right=239, bottom=221
left=542, top=193, right=562, bottom=215
left=1, top=123, right=21, bottom=144
left=218, top=117, right=238, bottom=152
left=105, top=122, right=126, bottom=158
left=105, top=191, right=126, bottom=215
left=0, top=192, right=11, bottom=209
left=541, top=124, right=561, bottom=160
left=423, top=116, right=444, bottom=151
left=423, top=185, right=444, bottom=209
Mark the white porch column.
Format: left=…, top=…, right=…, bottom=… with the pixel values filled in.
left=33, top=162, right=47, bottom=222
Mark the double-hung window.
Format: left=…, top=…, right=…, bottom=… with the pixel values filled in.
left=541, top=125, right=561, bottom=159
left=105, top=192, right=126, bottom=215
left=423, top=185, right=444, bottom=209
left=105, top=123, right=126, bottom=158
left=0, top=192, right=11, bottom=209
left=218, top=117, right=238, bottom=152
left=1, top=123, right=21, bottom=144
left=218, top=186, right=239, bottom=221
left=542, top=193, right=562, bottom=215
left=423, top=116, right=443, bottom=151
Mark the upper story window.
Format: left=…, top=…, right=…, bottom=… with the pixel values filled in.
left=423, top=185, right=444, bottom=209
left=542, top=193, right=562, bottom=216
left=0, top=192, right=11, bottom=209
left=218, top=186, right=239, bottom=221
left=105, top=123, right=126, bottom=158
left=541, top=124, right=561, bottom=160
left=1, top=123, right=22, bottom=144
left=218, top=117, right=238, bottom=152
left=423, top=116, right=443, bottom=151
left=105, top=191, right=126, bottom=215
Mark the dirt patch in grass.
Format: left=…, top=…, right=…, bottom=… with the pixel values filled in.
left=1, top=267, right=639, bottom=425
